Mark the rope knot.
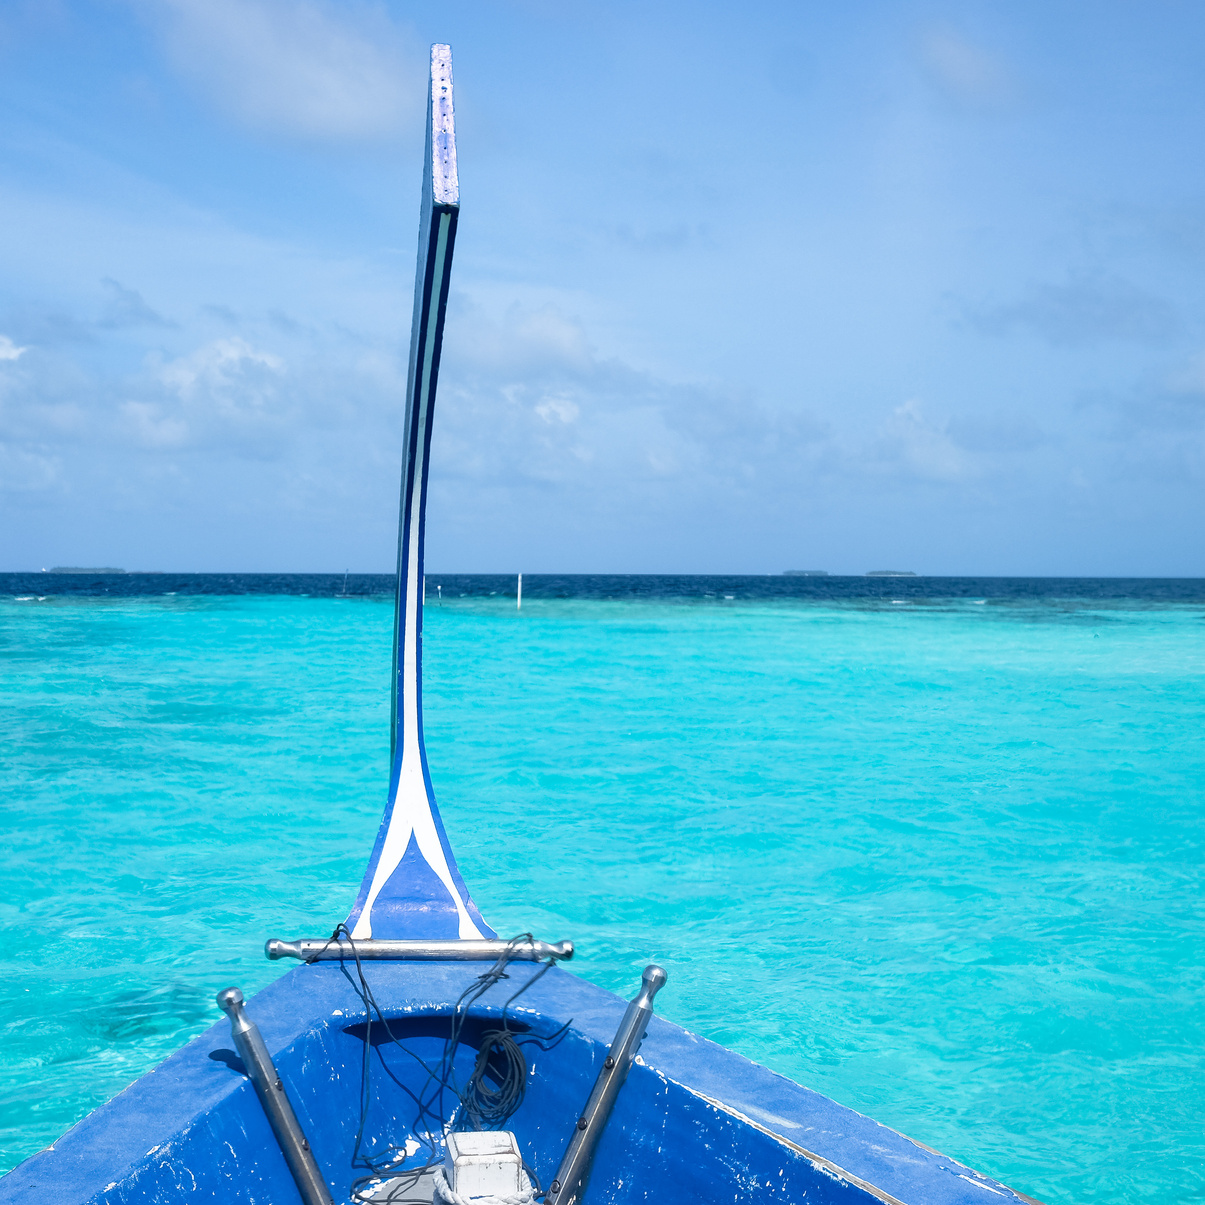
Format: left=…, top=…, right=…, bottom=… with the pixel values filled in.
left=431, top=1166, right=536, bottom=1205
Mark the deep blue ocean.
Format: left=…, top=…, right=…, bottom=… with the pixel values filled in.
left=3, top=573, right=1204, bottom=1204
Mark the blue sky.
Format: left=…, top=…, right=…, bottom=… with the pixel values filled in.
left=1, top=1, right=1204, bottom=574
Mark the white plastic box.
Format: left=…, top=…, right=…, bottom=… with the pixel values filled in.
left=444, top=1130, right=523, bottom=1199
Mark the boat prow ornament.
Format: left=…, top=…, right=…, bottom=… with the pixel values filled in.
left=343, top=42, right=490, bottom=945
left=0, top=43, right=1046, bottom=1205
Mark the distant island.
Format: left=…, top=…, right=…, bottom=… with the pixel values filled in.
left=865, top=570, right=917, bottom=577
left=783, top=570, right=828, bottom=576
left=47, top=567, right=126, bottom=574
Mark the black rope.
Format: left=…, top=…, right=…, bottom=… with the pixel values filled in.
left=304, top=927, right=569, bottom=1203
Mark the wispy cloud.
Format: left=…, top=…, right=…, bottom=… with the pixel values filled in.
left=0, top=335, right=27, bottom=361
left=0, top=275, right=1192, bottom=571
left=1065, top=354, right=1205, bottom=490
left=965, top=272, right=1181, bottom=347
left=139, top=0, right=419, bottom=142
left=122, top=337, right=289, bottom=452
left=872, top=400, right=976, bottom=483
left=98, top=278, right=174, bottom=330
left=434, top=297, right=831, bottom=507
left=0, top=288, right=1042, bottom=535
left=920, top=27, right=1014, bottom=108
left=608, top=222, right=713, bottom=254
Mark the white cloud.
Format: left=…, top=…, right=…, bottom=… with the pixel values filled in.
left=432, top=295, right=832, bottom=509
left=0, top=335, right=27, bottom=361
left=160, top=336, right=283, bottom=401
left=143, top=0, right=418, bottom=141
left=876, top=400, right=975, bottom=483
left=122, top=337, right=289, bottom=450
left=451, top=303, right=595, bottom=378
left=533, top=396, right=579, bottom=425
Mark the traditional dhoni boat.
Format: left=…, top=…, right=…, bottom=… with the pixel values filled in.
left=0, top=47, right=1042, bottom=1205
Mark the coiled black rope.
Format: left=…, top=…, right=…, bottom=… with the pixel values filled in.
left=459, top=1028, right=529, bottom=1130
left=304, top=926, right=568, bottom=1203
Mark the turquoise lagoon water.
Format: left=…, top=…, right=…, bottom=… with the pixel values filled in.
left=2, top=585, right=1204, bottom=1204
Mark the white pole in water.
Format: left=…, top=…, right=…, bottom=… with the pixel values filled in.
left=423, top=575, right=426, bottom=605
left=517, top=573, right=522, bottom=610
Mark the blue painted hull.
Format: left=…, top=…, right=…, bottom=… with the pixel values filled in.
left=0, top=962, right=1035, bottom=1205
